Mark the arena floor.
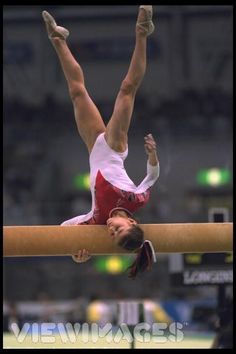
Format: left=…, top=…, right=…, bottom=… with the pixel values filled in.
left=4, top=332, right=214, bottom=349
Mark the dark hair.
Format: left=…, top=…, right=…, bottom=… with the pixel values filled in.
left=118, top=224, right=156, bottom=279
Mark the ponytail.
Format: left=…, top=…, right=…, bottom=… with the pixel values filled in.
left=127, top=240, right=157, bottom=279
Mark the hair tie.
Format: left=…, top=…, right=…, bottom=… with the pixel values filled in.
left=142, top=240, right=157, bottom=263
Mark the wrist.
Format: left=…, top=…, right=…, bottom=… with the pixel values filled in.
left=148, top=152, right=158, bottom=166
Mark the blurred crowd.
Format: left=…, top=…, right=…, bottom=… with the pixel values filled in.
left=3, top=293, right=233, bottom=348
left=3, top=295, right=172, bottom=331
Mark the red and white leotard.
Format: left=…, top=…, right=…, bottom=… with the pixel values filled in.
left=61, top=133, right=159, bottom=225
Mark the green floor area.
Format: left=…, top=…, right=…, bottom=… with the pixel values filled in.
left=3, top=332, right=215, bottom=349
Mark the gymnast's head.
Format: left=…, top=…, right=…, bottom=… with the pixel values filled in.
left=106, top=209, right=156, bottom=279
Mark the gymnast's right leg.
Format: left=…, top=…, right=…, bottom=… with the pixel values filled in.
left=42, top=11, right=106, bottom=154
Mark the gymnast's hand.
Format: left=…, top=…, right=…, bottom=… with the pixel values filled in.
left=72, top=249, right=92, bottom=263
left=144, top=133, right=158, bottom=166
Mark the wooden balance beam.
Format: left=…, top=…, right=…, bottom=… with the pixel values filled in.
left=3, top=223, right=233, bottom=257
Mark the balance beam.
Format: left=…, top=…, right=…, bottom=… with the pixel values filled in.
left=3, top=223, right=232, bottom=257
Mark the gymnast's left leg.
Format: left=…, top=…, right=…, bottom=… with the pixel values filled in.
left=42, top=11, right=106, bottom=154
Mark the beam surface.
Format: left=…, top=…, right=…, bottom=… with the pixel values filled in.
left=3, top=223, right=233, bottom=257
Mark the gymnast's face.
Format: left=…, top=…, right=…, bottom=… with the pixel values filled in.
left=106, top=216, right=137, bottom=245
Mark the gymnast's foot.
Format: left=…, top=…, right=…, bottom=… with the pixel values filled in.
left=136, top=5, right=155, bottom=36
left=42, top=10, right=69, bottom=40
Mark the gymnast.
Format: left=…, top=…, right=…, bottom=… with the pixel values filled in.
left=42, top=6, right=159, bottom=278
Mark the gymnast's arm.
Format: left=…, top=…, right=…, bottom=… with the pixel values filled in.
left=72, top=249, right=92, bottom=263
left=61, top=214, right=91, bottom=263
left=136, top=133, right=160, bottom=191
left=61, top=216, right=93, bottom=263
left=145, top=133, right=159, bottom=167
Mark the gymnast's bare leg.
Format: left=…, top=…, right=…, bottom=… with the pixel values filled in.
left=105, top=5, right=154, bottom=153
left=42, top=11, right=106, bottom=154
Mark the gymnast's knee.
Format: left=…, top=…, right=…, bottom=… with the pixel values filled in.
left=69, top=83, right=87, bottom=101
left=120, top=79, right=138, bottom=96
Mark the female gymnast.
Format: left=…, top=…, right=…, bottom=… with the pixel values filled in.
left=42, top=6, right=159, bottom=278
